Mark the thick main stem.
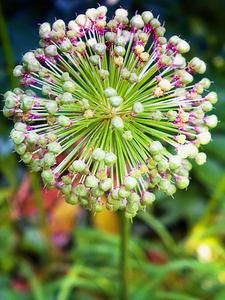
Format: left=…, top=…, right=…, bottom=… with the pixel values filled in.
left=120, top=213, right=131, bottom=300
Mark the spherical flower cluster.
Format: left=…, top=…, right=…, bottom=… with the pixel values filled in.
left=3, top=7, right=218, bottom=218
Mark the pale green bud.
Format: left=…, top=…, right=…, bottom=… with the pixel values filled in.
left=75, top=14, right=87, bottom=26
left=124, top=177, right=137, bottom=190
left=149, top=141, right=163, bottom=154
left=22, top=52, right=35, bottom=65
left=93, top=43, right=106, bottom=55
left=167, top=110, right=178, bottom=121
left=27, top=131, right=39, bottom=144
left=176, top=176, right=189, bottom=189
left=60, top=40, right=73, bottom=52
left=159, top=179, right=171, bottom=191
left=85, top=175, right=99, bottom=188
left=62, top=81, right=75, bottom=93
left=45, top=101, right=58, bottom=115
left=74, top=184, right=88, bottom=197
left=119, top=187, right=130, bottom=198
left=141, top=191, right=155, bottom=205
left=122, top=131, right=133, bottom=141
left=105, top=32, right=116, bottom=43
left=86, top=8, right=99, bottom=21
left=20, top=96, right=34, bottom=111
left=65, top=194, right=79, bottom=205
left=197, top=131, right=211, bottom=145
left=200, top=78, right=211, bottom=89
left=45, top=45, right=58, bottom=57
left=83, top=109, right=94, bottom=119
left=141, top=11, right=153, bottom=24
left=41, top=169, right=54, bottom=183
left=90, top=55, right=99, bottom=65
left=109, top=96, right=123, bottom=107
left=27, top=59, right=40, bottom=72
left=76, top=41, right=86, bottom=53
left=127, top=192, right=140, bottom=203
left=195, top=152, right=207, bottom=165
left=169, top=155, right=182, bottom=170
left=39, top=22, right=51, bottom=39
left=130, top=15, right=144, bottom=29
left=114, top=46, right=126, bottom=57
left=53, top=19, right=65, bottom=31
left=57, top=115, right=71, bottom=127
left=158, top=79, right=171, bottom=91
left=104, top=153, right=117, bottom=166
left=128, top=73, right=138, bottom=84
left=44, top=152, right=56, bottom=167
left=5, top=94, right=17, bottom=109
left=99, top=69, right=109, bottom=80
left=11, top=130, right=25, bottom=145
left=205, top=92, right=218, bottom=104
left=177, top=39, right=190, bottom=53
left=103, top=87, right=117, bottom=98
left=99, top=178, right=112, bottom=191
left=21, top=152, right=32, bottom=164
left=91, top=187, right=104, bottom=197
left=115, top=36, right=126, bottom=47
left=91, top=148, right=105, bottom=161
left=150, top=18, right=161, bottom=28
left=204, top=115, right=218, bottom=128
left=133, top=102, right=144, bottom=114
left=14, top=143, right=26, bottom=155
left=111, top=116, right=124, bottom=131
left=72, top=160, right=86, bottom=173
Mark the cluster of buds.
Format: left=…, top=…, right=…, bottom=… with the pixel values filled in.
left=3, top=6, right=218, bottom=218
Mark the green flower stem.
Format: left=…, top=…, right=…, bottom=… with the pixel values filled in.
left=120, top=213, right=131, bottom=300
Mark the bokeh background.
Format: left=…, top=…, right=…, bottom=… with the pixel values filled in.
left=0, top=0, right=225, bottom=299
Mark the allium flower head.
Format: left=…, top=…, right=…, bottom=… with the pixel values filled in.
left=3, top=6, right=218, bottom=218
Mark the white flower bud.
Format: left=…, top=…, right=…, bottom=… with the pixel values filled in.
left=204, top=115, right=218, bottom=128
left=115, top=8, right=128, bottom=18
left=109, top=96, right=123, bottom=107
left=141, top=11, right=153, bottom=23
left=149, top=141, right=163, bottom=154
left=158, top=79, right=171, bottom=92
left=45, top=45, right=58, bottom=57
left=173, top=54, right=186, bottom=67
left=97, top=6, right=107, bottom=16
left=75, top=14, right=87, bottom=27
left=111, top=116, right=124, bottom=131
left=86, top=8, right=99, bottom=21
left=177, top=39, right=190, bottom=53
left=91, top=148, right=105, bottom=161
left=124, top=177, right=137, bottom=190
left=130, top=15, right=144, bottom=30
left=39, top=22, right=51, bottom=39
left=195, top=152, right=207, bottom=165
left=53, top=19, right=65, bottom=31
left=133, top=102, right=144, bottom=114
left=198, top=131, right=211, bottom=145
left=68, top=20, right=80, bottom=31
left=205, top=92, right=218, bottom=104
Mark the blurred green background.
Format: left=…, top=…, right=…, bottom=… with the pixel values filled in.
left=0, top=0, right=225, bottom=299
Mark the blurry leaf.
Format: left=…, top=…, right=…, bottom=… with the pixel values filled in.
left=156, top=291, right=199, bottom=300
left=20, top=228, right=46, bottom=254
left=138, top=210, right=178, bottom=255
left=193, top=158, right=224, bottom=191
left=206, top=134, right=225, bottom=162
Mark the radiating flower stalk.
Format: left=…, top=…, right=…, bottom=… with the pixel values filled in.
left=3, top=7, right=218, bottom=220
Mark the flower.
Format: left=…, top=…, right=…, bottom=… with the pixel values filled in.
left=3, top=6, right=218, bottom=218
